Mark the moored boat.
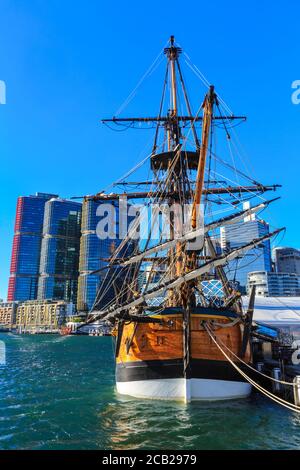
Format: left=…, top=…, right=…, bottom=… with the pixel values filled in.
left=115, top=307, right=252, bottom=401
left=81, top=36, right=283, bottom=402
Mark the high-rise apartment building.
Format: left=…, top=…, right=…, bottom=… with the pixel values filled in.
left=273, top=247, right=300, bottom=275
left=7, top=192, right=58, bottom=301
left=37, top=198, right=82, bottom=303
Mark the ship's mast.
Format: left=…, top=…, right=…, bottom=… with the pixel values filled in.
left=82, top=36, right=283, bottom=386
left=165, top=37, right=195, bottom=380
left=164, top=35, right=180, bottom=150
left=170, top=36, right=178, bottom=115
left=164, top=36, right=183, bottom=303
left=93, top=36, right=280, bottom=317
left=191, top=85, right=216, bottom=229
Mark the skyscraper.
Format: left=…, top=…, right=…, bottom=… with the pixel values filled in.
left=220, top=217, right=271, bottom=293
left=77, top=199, right=115, bottom=312
left=7, top=192, right=58, bottom=301
left=37, top=198, right=82, bottom=303
left=273, top=247, right=300, bottom=275
left=77, top=199, right=134, bottom=312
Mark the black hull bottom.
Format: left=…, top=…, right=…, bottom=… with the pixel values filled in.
left=116, top=358, right=248, bottom=383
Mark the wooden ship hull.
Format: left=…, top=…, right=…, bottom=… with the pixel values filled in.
left=115, top=308, right=251, bottom=401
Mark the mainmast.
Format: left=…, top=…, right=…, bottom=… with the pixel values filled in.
left=169, top=35, right=178, bottom=116
left=164, top=35, right=180, bottom=149
left=90, top=35, right=281, bottom=317
left=164, top=36, right=184, bottom=303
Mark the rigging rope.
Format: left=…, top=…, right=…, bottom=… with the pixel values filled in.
left=183, top=53, right=233, bottom=116
left=206, top=323, right=295, bottom=386
left=114, top=46, right=166, bottom=117
left=204, top=324, right=300, bottom=414
left=92, top=42, right=281, bottom=318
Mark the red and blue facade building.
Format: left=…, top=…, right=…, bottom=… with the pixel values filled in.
left=7, top=193, right=58, bottom=301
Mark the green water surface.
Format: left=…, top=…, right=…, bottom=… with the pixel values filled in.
left=0, top=333, right=299, bottom=450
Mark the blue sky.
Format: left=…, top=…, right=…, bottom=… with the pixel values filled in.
left=0, top=0, right=299, bottom=300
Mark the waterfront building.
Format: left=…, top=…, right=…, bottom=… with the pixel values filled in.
left=0, top=301, right=19, bottom=327
left=7, top=193, right=58, bottom=301
left=247, top=271, right=300, bottom=297
left=273, top=247, right=300, bottom=275
left=220, top=214, right=271, bottom=293
left=37, top=198, right=82, bottom=303
left=77, top=199, right=134, bottom=312
left=15, top=300, right=74, bottom=331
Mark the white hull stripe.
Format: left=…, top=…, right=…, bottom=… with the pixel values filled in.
left=117, top=378, right=251, bottom=402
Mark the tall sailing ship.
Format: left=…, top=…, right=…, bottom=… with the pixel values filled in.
left=83, top=36, right=283, bottom=401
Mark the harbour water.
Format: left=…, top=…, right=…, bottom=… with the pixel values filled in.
left=0, top=332, right=300, bottom=450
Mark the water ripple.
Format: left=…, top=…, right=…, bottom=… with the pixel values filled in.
left=1, top=333, right=300, bottom=450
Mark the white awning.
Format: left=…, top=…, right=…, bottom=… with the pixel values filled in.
left=242, top=296, right=300, bottom=325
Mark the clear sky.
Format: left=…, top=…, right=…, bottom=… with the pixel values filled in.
left=0, top=0, right=299, bottom=300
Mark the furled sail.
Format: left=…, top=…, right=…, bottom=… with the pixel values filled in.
left=88, top=227, right=284, bottom=323
left=120, top=198, right=279, bottom=267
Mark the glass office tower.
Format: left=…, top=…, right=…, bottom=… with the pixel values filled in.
left=37, top=198, right=82, bottom=303
left=220, top=218, right=272, bottom=293
left=7, top=193, right=58, bottom=301
left=77, top=199, right=134, bottom=312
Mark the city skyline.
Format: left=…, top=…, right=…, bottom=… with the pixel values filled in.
left=1, top=0, right=300, bottom=300
left=6, top=192, right=135, bottom=309
left=6, top=189, right=300, bottom=305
